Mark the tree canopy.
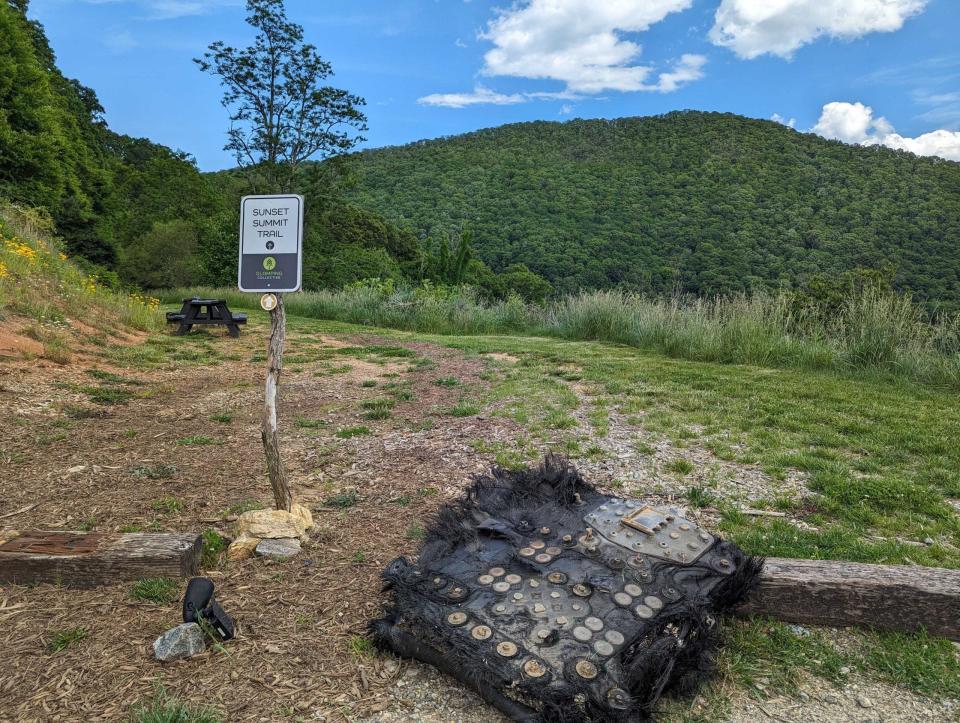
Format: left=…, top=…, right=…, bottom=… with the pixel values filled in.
left=342, top=112, right=960, bottom=309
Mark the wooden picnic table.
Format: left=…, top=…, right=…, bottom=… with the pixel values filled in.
left=166, top=298, right=247, bottom=338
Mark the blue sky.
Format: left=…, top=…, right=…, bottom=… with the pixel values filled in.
left=29, top=0, right=960, bottom=169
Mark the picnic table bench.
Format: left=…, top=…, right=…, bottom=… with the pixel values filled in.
left=166, top=298, right=247, bottom=338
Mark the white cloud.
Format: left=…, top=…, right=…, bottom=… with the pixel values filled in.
left=480, top=0, right=697, bottom=93
left=813, top=101, right=960, bottom=161
left=559, top=104, right=574, bottom=115
left=710, top=0, right=928, bottom=59
left=420, top=0, right=704, bottom=108
left=417, top=85, right=526, bottom=109
left=771, top=113, right=796, bottom=128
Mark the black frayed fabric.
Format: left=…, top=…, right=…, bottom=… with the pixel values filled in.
left=371, top=455, right=763, bottom=722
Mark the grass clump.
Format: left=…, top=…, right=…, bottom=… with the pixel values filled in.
left=295, top=417, right=326, bottom=429
left=361, top=397, right=395, bottom=420
left=324, top=489, right=359, bottom=508
left=48, top=627, right=88, bottom=653
left=131, top=685, right=223, bottom=723
left=448, top=400, right=480, bottom=417
left=209, top=412, right=232, bottom=423
left=686, top=486, right=716, bottom=508
left=336, top=425, right=370, bottom=439
left=201, top=529, right=229, bottom=568
left=130, top=577, right=178, bottom=604
left=224, top=498, right=264, bottom=516
left=151, top=496, right=184, bottom=514
left=434, top=376, right=460, bottom=387
left=666, top=458, right=695, bottom=477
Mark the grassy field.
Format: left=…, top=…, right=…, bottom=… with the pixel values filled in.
left=162, top=284, right=960, bottom=390
left=164, top=311, right=960, bottom=714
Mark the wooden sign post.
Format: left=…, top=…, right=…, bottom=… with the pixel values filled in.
left=238, top=195, right=304, bottom=512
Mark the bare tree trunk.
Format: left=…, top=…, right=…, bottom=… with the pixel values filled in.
left=262, top=294, right=292, bottom=511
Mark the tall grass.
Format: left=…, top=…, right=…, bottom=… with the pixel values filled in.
left=161, top=284, right=960, bottom=389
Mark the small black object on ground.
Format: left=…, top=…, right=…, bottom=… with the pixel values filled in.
left=166, top=298, right=247, bottom=338
left=183, top=576, right=236, bottom=641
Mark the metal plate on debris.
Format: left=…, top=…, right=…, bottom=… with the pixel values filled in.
left=583, top=500, right=713, bottom=564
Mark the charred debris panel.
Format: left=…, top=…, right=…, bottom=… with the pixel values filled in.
left=372, top=456, right=761, bottom=722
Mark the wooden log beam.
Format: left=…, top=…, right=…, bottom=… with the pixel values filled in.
left=739, top=557, right=960, bottom=641
left=0, top=531, right=201, bottom=588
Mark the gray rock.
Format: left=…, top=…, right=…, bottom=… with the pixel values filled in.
left=789, top=624, right=811, bottom=637
left=154, top=623, right=205, bottom=662
left=923, top=537, right=934, bottom=545
left=857, top=695, right=875, bottom=709
left=255, top=537, right=301, bottom=560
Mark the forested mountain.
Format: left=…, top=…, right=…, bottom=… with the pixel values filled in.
left=344, top=113, right=960, bottom=306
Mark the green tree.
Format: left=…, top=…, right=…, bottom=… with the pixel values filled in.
left=118, top=220, right=200, bottom=289
left=195, top=0, right=367, bottom=193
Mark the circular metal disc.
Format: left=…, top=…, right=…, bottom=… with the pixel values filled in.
left=505, top=573, right=522, bottom=584
left=545, top=546, right=562, bottom=556
left=489, top=567, right=506, bottom=577
left=594, top=640, right=614, bottom=656
left=644, top=595, right=664, bottom=611
left=477, top=575, right=494, bottom=585
left=535, top=554, right=552, bottom=564
left=550, top=591, right=562, bottom=599
left=496, top=641, right=518, bottom=658
left=532, top=603, right=547, bottom=613
left=535, top=627, right=551, bottom=640
left=635, top=604, right=654, bottom=619
left=512, top=592, right=525, bottom=601
left=613, top=592, right=633, bottom=607
left=530, top=540, right=546, bottom=550
left=585, top=616, right=604, bottom=632
left=573, top=626, right=592, bottom=641
left=605, top=630, right=625, bottom=645
left=492, top=581, right=511, bottom=593
left=518, top=547, right=536, bottom=557
left=547, top=572, right=567, bottom=584
left=447, top=612, right=467, bottom=626
left=259, top=293, right=278, bottom=311
left=470, top=625, right=492, bottom=641
left=528, top=579, right=541, bottom=588
left=540, top=526, right=551, bottom=535
left=575, top=659, right=598, bottom=680
left=624, top=584, right=642, bottom=597
left=607, top=687, right=631, bottom=710
left=523, top=660, right=547, bottom=678
left=572, top=583, right=592, bottom=597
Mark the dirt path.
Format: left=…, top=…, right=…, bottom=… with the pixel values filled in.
left=0, top=321, right=955, bottom=721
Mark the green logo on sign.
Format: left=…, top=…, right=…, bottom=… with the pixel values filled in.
left=262, top=256, right=277, bottom=271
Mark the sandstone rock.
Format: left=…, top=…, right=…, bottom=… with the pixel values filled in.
left=227, top=533, right=261, bottom=561
left=153, top=623, right=205, bottom=662
left=255, top=537, right=301, bottom=560
left=234, top=507, right=309, bottom=542
left=291, top=502, right=314, bottom=532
